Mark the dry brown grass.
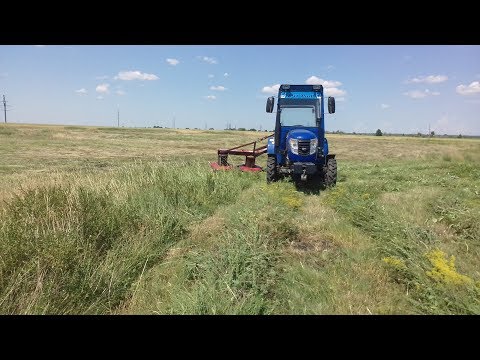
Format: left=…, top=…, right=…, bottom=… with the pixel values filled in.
left=380, top=187, right=441, bottom=225
left=328, top=134, right=480, bottom=162
left=299, top=196, right=371, bottom=250
left=0, top=124, right=268, bottom=204
left=327, top=259, right=410, bottom=314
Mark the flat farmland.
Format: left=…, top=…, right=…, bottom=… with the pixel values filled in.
left=1, top=123, right=479, bottom=314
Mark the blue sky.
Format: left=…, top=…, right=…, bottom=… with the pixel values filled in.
left=1, top=45, right=479, bottom=135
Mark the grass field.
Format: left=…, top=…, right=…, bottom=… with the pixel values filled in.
left=1, top=123, right=479, bottom=314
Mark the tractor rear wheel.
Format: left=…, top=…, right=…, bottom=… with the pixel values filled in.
left=266, top=155, right=278, bottom=183
left=324, top=158, right=337, bottom=187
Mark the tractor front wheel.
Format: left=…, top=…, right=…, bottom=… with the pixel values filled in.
left=324, top=158, right=337, bottom=187
left=266, top=155, right=278, bottom=183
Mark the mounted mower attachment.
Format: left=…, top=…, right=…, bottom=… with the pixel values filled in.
left=210, top=133, right=274, bottom=172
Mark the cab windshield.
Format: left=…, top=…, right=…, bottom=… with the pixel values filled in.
left=280, top=106, right=316, bottom=127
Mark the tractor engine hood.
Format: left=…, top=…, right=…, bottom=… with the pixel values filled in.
left=286, top=129, right=318, bottom=161
left=286, top=129, right=317, bottom=141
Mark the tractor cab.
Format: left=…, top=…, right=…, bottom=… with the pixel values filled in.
left=266, top=84, right=337, bottom=184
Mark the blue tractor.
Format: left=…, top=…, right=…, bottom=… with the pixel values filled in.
left=265, top=84, right=337, bottom=186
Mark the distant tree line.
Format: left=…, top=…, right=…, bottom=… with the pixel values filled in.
left=149, top=126, right=273, bottom=132
left=148, top=126, right=472, bottom=138
left=324, top=130, right=472, bottom=138
left=224, top=128, right=272, bottom=132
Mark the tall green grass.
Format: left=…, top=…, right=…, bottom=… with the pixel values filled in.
left=0, top=161, right=255, bottom=314
left=323, top=160, right=480, bottom=314
left=127, top=180, right=302, bottom=314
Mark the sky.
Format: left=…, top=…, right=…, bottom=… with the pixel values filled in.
left=1, top=45, right=479, bottom=135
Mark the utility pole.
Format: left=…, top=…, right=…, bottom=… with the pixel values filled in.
left=173, top=113, right=176, bottom=129
left=3, top=95, right=6, bottom=123
left=117, top=105, right=120, bottom=127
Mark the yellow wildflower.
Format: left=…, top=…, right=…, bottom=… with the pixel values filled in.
left=425, top=249, right=473, bottom=286
left=382, top=256, right=407, bottom=271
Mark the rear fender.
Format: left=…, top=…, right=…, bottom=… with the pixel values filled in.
left=267, top=137, right=285, bottom=164
left=267, top=137, right=275, bottom=155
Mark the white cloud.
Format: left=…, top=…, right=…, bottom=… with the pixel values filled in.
left=261, top=84, right=280, bottom=94
left=403, top=89, right=439, bottom=99
left=380, top=103, right=390, bottom=109
left=424, top=89, right=439, bottom=96
left=325, top=87, right=346, bottom=96
left=326, top=65, right=335, bottom=70
left=197, top=56, right=218, bottom=64
left=456, top=81, right=480, bottom=96
left=210, top=85, right=227, bottom=91
left=166, top=58, right=179, bottom=66
left=208, top=74, right=214, bottom=78
left=305, top=76, right=342, bottom=88
left=96, top=96, right=104, bottom=100
left=336, top=97, right=346, bottom=102
left=261, top=82, right=346, bottom=96
left=75, top=88, right=88, bottom=95
left=96, top=83, right=110, bottom=94
left=114, top=70, right=158, bottom=81
left=116, top=90, right=126, bottom=96
left=34, top=45, right=46, bottom=47
left=304, top=76, right=346, bottom=98
left=204, top=95, right=216, bottom=100
left=96, top=75, right=108, bottom=80
left=224, top=72, right=229, bottom=77
left=407, top=75, right=448, bottom=84
left=404, top=90, right=426, bottom=99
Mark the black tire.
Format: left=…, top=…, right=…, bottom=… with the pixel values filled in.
left=266, top=155, right=278, bottom=183
left=324, top=158, right=337, bottom=187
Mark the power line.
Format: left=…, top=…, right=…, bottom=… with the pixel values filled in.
left=3, top=95, right=6, bottom=123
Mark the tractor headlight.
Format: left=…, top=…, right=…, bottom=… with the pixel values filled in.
left=289, top=138, right=298, bottom=154
left=310, top=138, right=318, bottom=155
